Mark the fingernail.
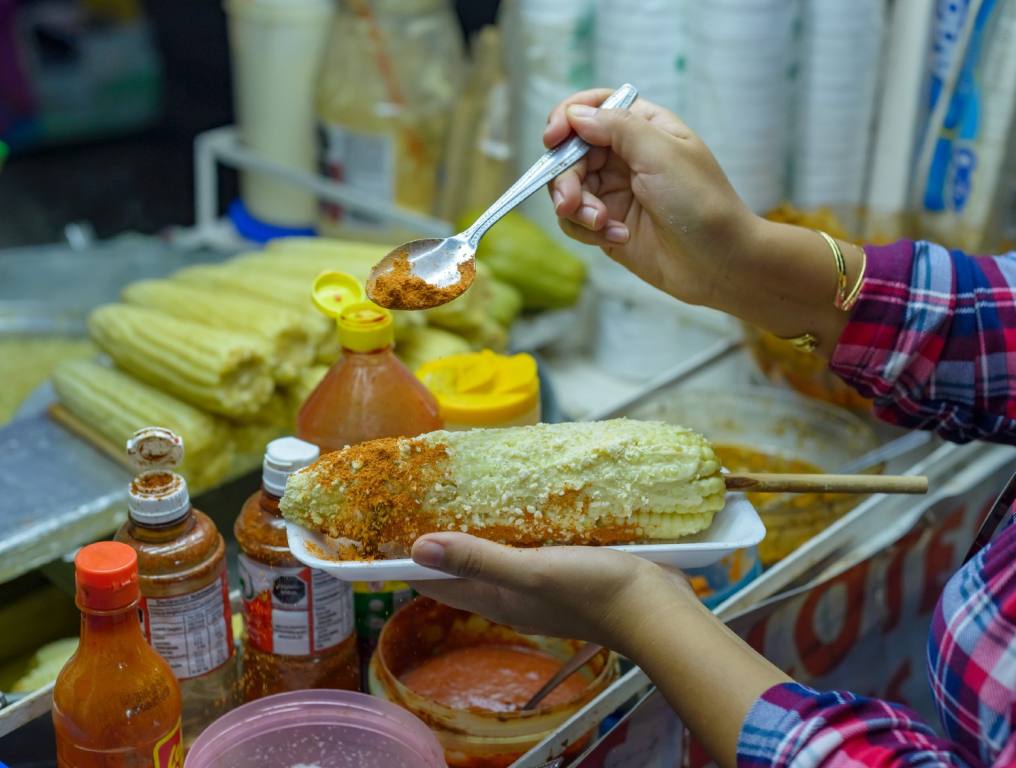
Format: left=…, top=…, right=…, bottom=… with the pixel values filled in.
left=413, top=540, right=445, bottom=568
left=606, top=224, right=629, bottom=243
left=568, top=104, right=597, bottom=119
left=552, top=189, right=564, bottom=210
left=579, top=206, right=600, bottom=228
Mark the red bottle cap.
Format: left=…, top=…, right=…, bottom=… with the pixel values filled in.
left=75, top=541, right=140, bottom=611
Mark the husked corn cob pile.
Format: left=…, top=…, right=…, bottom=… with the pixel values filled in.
left=55, top=235, right=558, bottom=491
left=89, top=304, right=275, bottom=419
left=281, top=419, right=725, bottom=557
left=123, top=279, right=316, bottom=384
left=52, top=359, right=235, bottom=490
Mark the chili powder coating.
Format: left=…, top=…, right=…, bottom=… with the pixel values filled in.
left=400, top=645, right=588, bottom=712
left=281, top=421, right=725, bottom=558
left=367, top=250, right=475, bottom=310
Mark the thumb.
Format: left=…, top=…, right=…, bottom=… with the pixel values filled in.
left=566, top=104, right=674, bottom=173
left=412, top=533, right=541, bottom=589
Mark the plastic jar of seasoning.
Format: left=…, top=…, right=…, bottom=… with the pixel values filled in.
left=235, top=437, right=360, bottom=700
left=415, top=350, right=540, bottom=431
left=113, top=427, right=237, bottom=747
left=369, top=597, right=619, bottom=768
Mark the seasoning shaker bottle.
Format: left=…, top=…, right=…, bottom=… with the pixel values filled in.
left=296, top=300, right=442, bottom=452
left=114, top=427, right=237, bottom=747
left=235, top=437, right=360, bottom=700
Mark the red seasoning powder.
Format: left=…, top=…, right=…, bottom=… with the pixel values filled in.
left=368, top=251, right=475, bottom=310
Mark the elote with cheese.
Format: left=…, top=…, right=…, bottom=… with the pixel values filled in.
left=88, top=304, right=275, bottom=419
left=52, top=359, right=234, bottom=490
left=123, top=279, right=316, bottom=384
left=281, top=419, right=725, bottom=557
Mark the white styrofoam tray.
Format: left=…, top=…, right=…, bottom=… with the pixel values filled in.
left=286, top=493, right=765, bottom=582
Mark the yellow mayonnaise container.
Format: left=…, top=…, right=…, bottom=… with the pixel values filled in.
left=416, top=350, right=540, bottom=430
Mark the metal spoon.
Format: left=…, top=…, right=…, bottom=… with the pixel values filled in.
left=367, top=83, right=640, bottom=310
left=522, top=642, right=604, bottom=711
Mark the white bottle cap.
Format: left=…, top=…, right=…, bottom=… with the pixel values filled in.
left=126, top=427, right=190, bottom=526
left=263, top=437, right=320, bottom=497
left=129, top=471, right=191, bottom=526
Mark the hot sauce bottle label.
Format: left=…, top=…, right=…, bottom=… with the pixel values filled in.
left=139, top=572, right=234, bottom=679
left=153, top=719, right=183, bottom=768
left=238, top=555, right=354, bottom=656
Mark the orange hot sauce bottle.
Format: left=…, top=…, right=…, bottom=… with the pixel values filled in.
left=236, top=437, right=360, bottom=700
left=296, top=300, right=442, bottom=452
left=53, top=541, right=183, bottom=768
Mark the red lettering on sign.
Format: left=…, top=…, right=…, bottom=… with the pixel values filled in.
left=794, top=561, right=870, bottom=677
left=883, top=528, right=924, bottom=633
left=920, top=507, right=964, bottom=613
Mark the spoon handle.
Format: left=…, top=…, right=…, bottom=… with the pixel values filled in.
left=521, top=642, right=604, bottom=711
left=463, top=83, right=639, bottom=247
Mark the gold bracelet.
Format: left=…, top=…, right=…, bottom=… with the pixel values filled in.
left=778, top=331, right=819, bottom=353
left=816, top=230, right=849, bottom=309
left=841, top=244, right=867, bottom=311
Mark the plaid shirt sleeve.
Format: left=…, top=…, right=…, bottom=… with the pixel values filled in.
left=829, top=240, right=1016, bottom=445
left=736, top=511, right=1016, bottom=768
left=736, top=683, right=985, bottom=767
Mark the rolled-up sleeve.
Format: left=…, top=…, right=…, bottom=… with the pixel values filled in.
left=830, top=240, right=1016, bottom=445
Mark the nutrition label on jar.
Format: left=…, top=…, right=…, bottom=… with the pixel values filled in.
left=140, top=573, right=233, bottom=680
left=239, top=556, right=355, bottom=656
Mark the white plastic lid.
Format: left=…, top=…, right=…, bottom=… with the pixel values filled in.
left=129, top=471, right=191, bottom=526
left=126, top=427, right=183, bottom=470
left=263, top=437, right=320, bottom=497
left=126, top=427, right=190, bottom=525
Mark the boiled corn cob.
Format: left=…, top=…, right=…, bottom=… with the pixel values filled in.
left=88, top=304, right=275, bottom=419
left=52, top=359, right=234, bottom=490
left=174, top=264, right=340, bottom=364
left=229, top=391, right=293, bottom=476
left=123, top=279, right=315, bottom=384
left=394, top=325, right=471, bottom=371
left=281, top=419, right=725, bottom=558
left=226, top=253, right=426, bottom=353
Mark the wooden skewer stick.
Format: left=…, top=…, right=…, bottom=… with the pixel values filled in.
left=724, top=473, right=928, bottom=495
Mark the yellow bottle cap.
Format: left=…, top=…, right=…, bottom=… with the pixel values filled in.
left=337, top=301, right=394, bottom=352
left=311, top=271, right=365, bottom=319
left=416, top=350, right=540, bottom=427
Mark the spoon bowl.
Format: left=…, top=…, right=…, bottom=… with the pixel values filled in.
left=367, top=236, right=475, bottom=310
left=366, top=84, right=639, bottom=311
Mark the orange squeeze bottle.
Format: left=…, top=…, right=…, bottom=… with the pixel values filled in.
left=53, top=542, right=183, bottom=768
left=297, top=299, right=441, bottom=452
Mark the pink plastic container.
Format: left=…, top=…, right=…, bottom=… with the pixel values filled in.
left=184, top=690, right=445, bottom=768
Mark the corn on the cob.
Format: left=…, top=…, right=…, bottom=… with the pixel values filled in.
left=228, top=391, right=293, bottom=476
left=281, top=419, right=725, bottom=558
left=225, top=253, right=427, bottom=354
left=395, top=326, right=471, bottom=371
left=171, top=264, right=332, bottom=345
left=88, top=304, right=275, bottom=419
left=123, top=279, right=316, bottom=384
left=52, top=359, right=234, bottom=491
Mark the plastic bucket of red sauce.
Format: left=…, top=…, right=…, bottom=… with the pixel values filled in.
left=369, top=597, right=620, bottom=768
